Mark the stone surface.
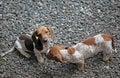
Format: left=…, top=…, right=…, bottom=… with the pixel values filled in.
left=0, top=0, right=120, bottom=78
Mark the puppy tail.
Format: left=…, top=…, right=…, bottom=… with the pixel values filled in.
left=111, top=36, right=114, bottom=49
left=0, top=45, right=15, bottom=57
left=111, top=35, right=117, bottom=53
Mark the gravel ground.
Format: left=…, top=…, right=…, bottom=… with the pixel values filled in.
left=0, top=0, right=120, bottom=78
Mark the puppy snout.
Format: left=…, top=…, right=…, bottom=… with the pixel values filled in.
left=43, top=39, right=48, bottom=43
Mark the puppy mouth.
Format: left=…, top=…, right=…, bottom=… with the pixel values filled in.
left=44, top=42, right=48, bottom=47
left=43, top=39, right=49, bottom=47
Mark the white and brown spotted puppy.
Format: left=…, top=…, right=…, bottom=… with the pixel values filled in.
left=0, top=26, right=55, bottom=63
left=47, top=34, right=117, bottom=71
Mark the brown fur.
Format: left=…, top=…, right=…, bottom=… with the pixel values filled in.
left=68, top=47, right=75, bottom=54
left=101, top=34, right=113, bottom=41
left=19, top=34, right=30, bottom=40
left=46, top=34, right=116, bottom=71
left=47, top=45, right=68, bottom=63
left=32, top=26, right=55, bottom=50
left=82, top=37, right=96, bottom=45
left=36, top=26, right=55, bottom=40
left=32, top=31, right=43, bottom=50
left=32, top=31, right=37, bottom=43
left=0, top=26, right=55, bottom=64
left=101, top=34, right=114, bottom=49
left=19, top=34, right=34, bottom=51
left=47, top=27, right=55, bottom=39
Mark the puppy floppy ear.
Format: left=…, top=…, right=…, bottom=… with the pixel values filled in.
left=47, top=49, right=63, bottom=63
left=54, top=53, right=63, bottom=63
left=47, top=27, right=55, bottom=40
left=32, top=31, right=37, bottom=42
left=46, top=52, right=53, bottom=60
left=68, top=47, right=75, bottom=54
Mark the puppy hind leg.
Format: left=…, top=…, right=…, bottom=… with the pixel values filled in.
left=0, top=46, right=15, bottom=57
left=103, top=49, right=112, bottom=62
left=0, top=38, right=19, bottom=57
left=15, top=40, right=31, bottom=58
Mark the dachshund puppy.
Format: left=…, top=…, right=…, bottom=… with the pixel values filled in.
left=47, top=34, right=117, bottom=71
left=47, top=45, right=68, bottom=62
left=0, top=26, right=55, bottom=63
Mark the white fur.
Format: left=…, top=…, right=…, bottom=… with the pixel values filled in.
left=60, top=49, right=84, bottom=63
left=59, top=34, right=115, bottom=64
left=94, top=34, right=104, bottom=43
left=33, top=43, right=49, bottom=63
left=0, top=34, right=49, bottom=59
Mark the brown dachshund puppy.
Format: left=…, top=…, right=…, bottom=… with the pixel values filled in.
left=0, top=26, right=55, bottom=64
left=47, top=34, right=117, bottom=71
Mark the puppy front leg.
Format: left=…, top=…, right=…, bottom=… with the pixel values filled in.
left=78, top=63, right=84, bottom=71
left=15, top=40, right=31, bottom=58
left=78, top=58, right=85, bottom=71
left=103, top=48, right=113, bottom=62
left=34, top=52, right=44, bottom=64
left=103, top=52, right=112, bottom=62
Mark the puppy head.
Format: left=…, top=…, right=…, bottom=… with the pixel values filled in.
left=47, top=45, right=68, bottom=63
left=32, top=26, right=55, bottom=46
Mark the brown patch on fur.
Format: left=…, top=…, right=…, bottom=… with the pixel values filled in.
left=19, top=34, right=34, bottom=51
left=36, top=26, right=49, bottom=34
left=32, top=31, right=37, bottom=43
left=101, top=34, right=113, bottom=41
left=68, top=47, right=75, bottom=54
left=19, top=34, right=30, bottom=40
left=47, top=27, right=55, bottom=40
left=36, top=26, right=55, bottom=40
left=101, top=34, right=114, bottom=49
left=82, top=37, right=96, bottom=45
left=47, top=45, right=68, bottom=63
left=32, top=31, right=43, bottom=50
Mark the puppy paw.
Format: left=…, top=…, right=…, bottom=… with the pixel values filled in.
left=38, top=58, right=44, bottom=64
left=78, top=64, right=84, bottom=72
left=25, top=54, right=31, bottom=58
left=0, top=53, right=3, bottom=58
left=103, top=57, right=109, bottom=62
left=0, top=53, right=6, bottom=57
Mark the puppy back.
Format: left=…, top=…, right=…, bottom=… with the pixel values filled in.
left=19, top=34, right=34, bottom=51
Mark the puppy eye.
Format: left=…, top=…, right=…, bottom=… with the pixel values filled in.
left=65, top=47, right=69, bottom=49
left=45, top=31, right=48, bottom=34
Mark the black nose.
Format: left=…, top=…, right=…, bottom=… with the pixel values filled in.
left=44, top=39, right=48, bottom=42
